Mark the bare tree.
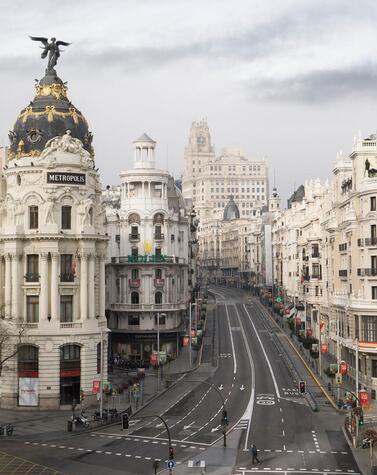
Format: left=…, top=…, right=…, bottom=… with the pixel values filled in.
left=0, top=319, right=26, bottom=375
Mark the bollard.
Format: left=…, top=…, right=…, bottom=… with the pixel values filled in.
left=67, top=420, right=73, bottom=432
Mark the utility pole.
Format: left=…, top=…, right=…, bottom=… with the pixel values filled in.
left=318, top=317, right=322, bottom=378
left=355, top=338, right=359, bottom=405
left=189, top=304, right=192, bottom=369
left=337, top=319, right=340, bottom=403
left=157, top=312, right=160, bottom=392
left=100, top=328, right=104, bottom=419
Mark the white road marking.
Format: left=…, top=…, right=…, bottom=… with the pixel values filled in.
left=225, top=305, right=237, bottom=374
left=243, top=304, right=281, bottom=398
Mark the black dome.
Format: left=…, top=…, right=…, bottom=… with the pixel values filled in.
left=223, top=196, right=240, bottom=221
left=9, top=70, right=93, bottom=160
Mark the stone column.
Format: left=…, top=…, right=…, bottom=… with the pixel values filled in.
left=11, top=253, right=20, bottom=319
left=39, top=253, right=49, bottom=321
left=51, top=253, right=59, bottom=321
left=148, top=181, right=151, bottom=198
left=88, top=254, right=95, bottom=319
left=4, top=254, right=11, bottom=318
left=99, top=255, right=106, bottom=318
left=80, top=254, right=88, bottom=319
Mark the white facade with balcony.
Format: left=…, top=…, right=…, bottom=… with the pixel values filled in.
left=104, top=134, right=190, bottom=361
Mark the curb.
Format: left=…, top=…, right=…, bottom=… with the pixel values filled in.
left=342, top=424, right=369, bottom=475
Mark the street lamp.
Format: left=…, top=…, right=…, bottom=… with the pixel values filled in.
left=157, top=312, right=166, bottom=392
left=189, top=303, right=197, bottom=368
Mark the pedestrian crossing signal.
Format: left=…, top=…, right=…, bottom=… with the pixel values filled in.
left=299, top=381, right=306, bottom=394
left=169, top=447, right=174, bottom=460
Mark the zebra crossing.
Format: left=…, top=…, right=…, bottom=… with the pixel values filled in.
left=234, top=419, right=249, bottom=430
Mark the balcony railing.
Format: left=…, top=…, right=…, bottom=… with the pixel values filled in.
left=154, top=278, right=165, bottom=287
left=154, top=233, right=164, bottom=241
left=129, top=233, right=140, bottom=241
left=339, top=269, right=348, bottom=277
left=358, top=237, right=377, bottom=247
left=25, top=273, right=39, bottom=282
left=312, top=253, right=321, bottom=258
left=110, top=302, right=187, bottom=312
left=60, top=273, right=75, bottom=283
left=311, top=274, right=322, bottom=280
left=129, top=278, right=141, bottom=288
left=303, top=256, right=309, bottom=261
left=357, top=268, right=377, bottom=276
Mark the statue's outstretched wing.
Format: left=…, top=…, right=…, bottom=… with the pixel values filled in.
left=29, top=36, right=49, bottom=47
left=56, top=41, right=71, bottom=47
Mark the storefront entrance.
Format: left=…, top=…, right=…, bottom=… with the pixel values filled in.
left=60, top=344, right=81, bottom=405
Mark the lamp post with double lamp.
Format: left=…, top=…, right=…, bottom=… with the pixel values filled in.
left=156, top=312, right=166, bottom=392
left=189, top=303, right=197, bottom=368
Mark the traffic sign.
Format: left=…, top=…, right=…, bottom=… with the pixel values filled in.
left=167, top=460, right=175, bottom=469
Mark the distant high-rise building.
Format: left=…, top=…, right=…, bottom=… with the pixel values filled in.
left=182, top=120, right=269, bottom=220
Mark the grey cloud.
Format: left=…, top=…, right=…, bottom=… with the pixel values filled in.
left=249, top=64, right=377, bottom=102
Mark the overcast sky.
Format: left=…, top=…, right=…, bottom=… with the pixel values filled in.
left=1, top=0, right=377, bottom=202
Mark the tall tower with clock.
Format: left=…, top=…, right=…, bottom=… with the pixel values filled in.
left=182, top=119, right=215, bottom=209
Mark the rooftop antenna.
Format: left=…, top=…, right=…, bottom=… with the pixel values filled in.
left=166, top=145, right=169, bottom=172
left=273, top=168, right=276, bottom=188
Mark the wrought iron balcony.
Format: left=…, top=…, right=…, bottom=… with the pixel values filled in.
left=339, top=269, right=348, bottom=277
left=25, top=273, right=39, bottom=282
left=60, top=273, right=75, bottom=282
left=357, top=268, right=377, bottom=276
left=358, top=237, right=377, bottom=247
left=129, top=233, right=140, bottom=241
left=154, top=233, right=164, bottom=241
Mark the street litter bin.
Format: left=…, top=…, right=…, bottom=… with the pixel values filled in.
left=67, top=420, right=73, bottom=432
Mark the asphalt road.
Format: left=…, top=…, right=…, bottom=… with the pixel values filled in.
left=1, top=286, right=361, bottom=475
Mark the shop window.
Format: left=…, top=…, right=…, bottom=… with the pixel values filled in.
left=60, top=344, right=80, bottom=405
left=60, top=295, right=73, bottom=322
left=131, top=292, right=139, bottom=304
left=372, top=360, right=377, bottom=378
left=61, top=206, right=72, bottom=230
left=131, top=248, right=138, bottom=257
left=29, top=206, right=38, bottom=229
left=17, top=345, right=39, bottom=378
left=26, top=295, right=39, bottom=322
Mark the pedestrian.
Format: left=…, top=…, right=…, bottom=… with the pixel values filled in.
left=251, top=444, right=261, bottom=464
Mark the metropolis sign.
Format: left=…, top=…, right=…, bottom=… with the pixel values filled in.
left=47, top=172, right=86, bottom=185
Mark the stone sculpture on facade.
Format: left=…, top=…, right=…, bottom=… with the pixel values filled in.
left=44, top=198, right=55, bottom=224
left=365, top=158, right=377, bottom=178
left=40, top=130, right=91, bottom=160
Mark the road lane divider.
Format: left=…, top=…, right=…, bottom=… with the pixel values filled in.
left=225, top=304, right=237, bottom=374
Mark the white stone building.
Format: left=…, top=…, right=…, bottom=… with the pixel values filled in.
left=104, top=134, right=191, bottom=361
left=272, top=133, right=377, bottom=400
left=0, top=62, right=107, bottom=409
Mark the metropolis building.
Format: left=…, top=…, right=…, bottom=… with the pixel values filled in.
left=104, top=135, right=191, bottom=361
left=0, top=51, right=108, bottom=408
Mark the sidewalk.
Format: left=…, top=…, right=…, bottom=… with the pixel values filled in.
left=258, top=298, right=376, bottom=475
left=0, top=343, right=199, bottom=440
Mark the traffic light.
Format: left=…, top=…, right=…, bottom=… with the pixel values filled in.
left=359, top=412, right=364, bottom=426
left=122, top=413, right=129, bottom=430
left=169, top=447, right=174, bottom=460
left=222, top=409, right=229, bottom=426
left=299, top=381, right=306, bottom=394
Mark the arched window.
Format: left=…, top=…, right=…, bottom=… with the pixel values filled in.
left=60, top=344, right=80, bottom=361
left=18, top=345, right=39, bottom=378
left=128, top=213, right=140, bottom=225
left=155, top=292, right=162, bottom=304
left=155, top=268, right=162, bottom=279
left=153, top=213, right=164, bottom=225
left=131, top=292, right=139, bottom=304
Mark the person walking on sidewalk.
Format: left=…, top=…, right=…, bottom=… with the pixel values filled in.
left=251, top=444, right=261, bottom=464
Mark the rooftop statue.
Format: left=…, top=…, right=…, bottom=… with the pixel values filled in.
left=29, top=36, right=71, bottom=73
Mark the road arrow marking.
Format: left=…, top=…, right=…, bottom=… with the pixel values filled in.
left=218, top=384, right=224, bottom=390
left=155, top=423, right=164, bottom=428
left=211, top=425, right=221, bottom=433
left=240, top=385, right=245, bottom=391
left=183, top=421, right=195, bottom=430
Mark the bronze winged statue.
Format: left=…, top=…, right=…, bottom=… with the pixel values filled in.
left=29, top=36, right=71, bottom=73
